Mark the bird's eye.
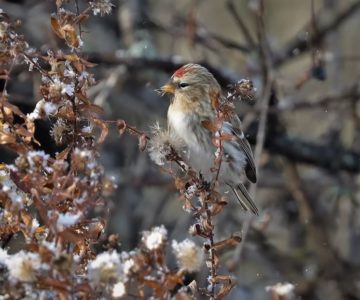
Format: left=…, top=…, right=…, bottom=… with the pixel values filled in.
left=179, top=82, right=190, bottom=88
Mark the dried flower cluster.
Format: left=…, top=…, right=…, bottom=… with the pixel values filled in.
left=85, top=226, right=203, bottom=299
left=0, top=1, right=258, bottom=298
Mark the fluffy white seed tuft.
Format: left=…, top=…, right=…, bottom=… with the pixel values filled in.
left=142, top=225, right=167, bottom=251
left=172, top=239, right=203, bottom=272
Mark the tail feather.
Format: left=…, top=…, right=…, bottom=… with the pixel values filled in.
left=229, top=184, right=259, bottom=215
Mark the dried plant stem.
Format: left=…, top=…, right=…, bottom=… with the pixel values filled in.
left=22, top=52, right=54, bottom=83
left=74, top=0, right=82, bottom=38
left=206, top=114, right=226, bottom=298
left=205, top=201, right=216, bottom=299
left=70, top=93, right=79, bottom=148
left=1, top=56, right=16, bottom=123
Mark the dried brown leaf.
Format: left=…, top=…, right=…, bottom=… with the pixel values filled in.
left=50, top=17, right=64, bottom=39
left=0, top=132, right=16, bottom=144
left=216, top=284, right=234, bottom=300
left=116, top=120, right=126, bottom=136
left=72, top=13, right=89, bottom=25
left=212, top=235, right=241, bottom=250
left=25, top=119, right=40, bottom=145
left=38, top=277, right=70, bottom=295
left=211, top=275, right=232, bottom=284
left=15, top=126, right=33, bottom=138
left=163, top=272, right=184, bottom=291
left=80, top=58, right=97, bottom=68
left=56, top=146, right=72, bottom=160
left=62, top=24, right=79, bottom=48
left=75, top=91, right=90, bottom=104
left=5, top=142, right=27, bottom=154
left=63, top=53, right=80, bottom=62
left=211, top=202, right=226, bottom=215
left=4, top=102, right=26, bottom=118
left=20, top=210, right=32, bottom=227
left=138, top=134, right=147, bottom=151
left=94, top=119, right=108, bottom=144
left=56, top=0, right=64, bottom=8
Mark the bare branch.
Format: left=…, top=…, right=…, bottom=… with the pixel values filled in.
left=273, top=0, right=360, bottom=67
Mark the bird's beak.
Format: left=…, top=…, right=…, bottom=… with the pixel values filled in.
left=159, top=83, right=175, bottom=95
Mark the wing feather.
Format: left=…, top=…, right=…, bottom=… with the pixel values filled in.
left=227, top=116, right=257, bottom=183
left=228, top=183, right=259, bottom=215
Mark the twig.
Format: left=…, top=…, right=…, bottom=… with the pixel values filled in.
left=204, top=200, right=216, bottom=299
left=275, top=82, right=360, bottom=111
left=147, top=18, right=251, bottom=54
left=226, top=0, right=256, bottom=49
left=232, top=0, right=274, bottom=268
left=273, top=0, right=360, bottom=67
left=1, top=56, right=16, bottom=123
left=282, top=161, right=313, bottom=224
left=22, top=52, right=55, bottom=83
left=74, top=0, right=82, bottom=38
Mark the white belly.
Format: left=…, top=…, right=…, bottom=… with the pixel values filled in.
left=168, top=108, right=213, bottom=176
left=167, top=109, right=202, bottom=152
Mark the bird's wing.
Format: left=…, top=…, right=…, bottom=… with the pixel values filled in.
left=228, top=183, right=259, bottom=215
left=226, top=115, right=257, bottom=183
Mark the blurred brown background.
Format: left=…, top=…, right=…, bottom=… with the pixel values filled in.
left=1, top=0, right=360, bottom=299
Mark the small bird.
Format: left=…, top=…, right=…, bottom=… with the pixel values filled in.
left=160, top=63, right=258, bottom=215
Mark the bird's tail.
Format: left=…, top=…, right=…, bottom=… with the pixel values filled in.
left=229, top=183, right=259, bottom=215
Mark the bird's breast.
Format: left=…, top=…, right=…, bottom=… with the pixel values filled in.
left=168, top=107, right=209, bottom=151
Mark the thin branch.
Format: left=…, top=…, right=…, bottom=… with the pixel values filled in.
left=204, top=200, right=216, bottom=299
left=275, top=82, right=360, bottom=111
left=86, top=54, right=239, bottom=87
left=273, top=0, right=360, bottom=67
left=226, top=0, right=256, bottom=49
left=1, top=57, right=16, bottom=123
left=74, top=0, right=82, bottom=38
left=232, top=0, right=274, bottom=270
left=22, top=52, right=54, bottom=83
left=147, top=18, right=251, bottom=54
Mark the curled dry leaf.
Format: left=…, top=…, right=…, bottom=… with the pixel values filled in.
left=163, top=272, right=184, bottom=291
left=210, top=199, right=228, bottom=215
left=50, top=17, right=80, bottom=49
left=211, top=274, right=233, bottom=284
left=50, top=16, right=63, bottom=39
left=4, top=101, right=26, bottom=119
left=138, top=134, right=147, bottom=152
left=116, top=120, right=126, bottom=136
left=56, top=146, right=72, bottom=160
left=211, top=234, right=241, bottom=251
left=72, top=13, right=89, bottom=26
left=216, top=279, right=235, bottom=299
left=0, top=132, right=16, bottom=144
left=93, top=119, right=109, bottom=144
left=62, top=24, right=80, bottom=48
